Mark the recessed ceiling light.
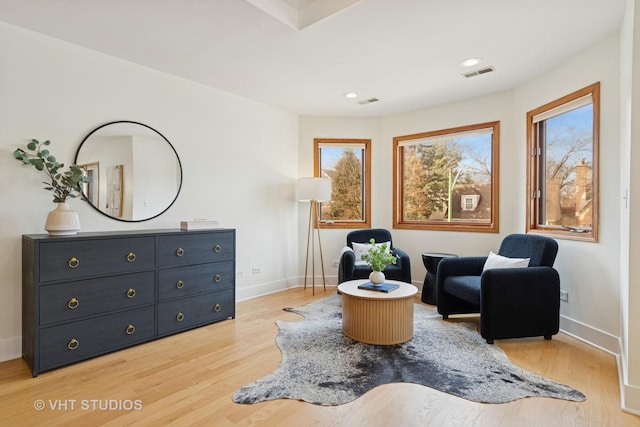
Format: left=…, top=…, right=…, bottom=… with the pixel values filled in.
left=344, top=92, right=358, bottom=99
left=460, top=57, right=482, bottom=67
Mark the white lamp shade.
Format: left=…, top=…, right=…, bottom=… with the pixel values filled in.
left=297, top=177, right=332, bottom=202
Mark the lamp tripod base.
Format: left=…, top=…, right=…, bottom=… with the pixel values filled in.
left=303, top=199, right=326, bottom=295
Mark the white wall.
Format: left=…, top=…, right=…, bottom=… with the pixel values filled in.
left=619, top=0, right=640, bottom=413
left=299, top=34, right=622, bottom=353
left=0, top=22, right=299, bottom=361
left=513, top=33, right=622, bottom=346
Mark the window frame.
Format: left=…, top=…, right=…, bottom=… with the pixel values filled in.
left=314, top=138, right=371, bottom=229
left=393, top=121, right=500, bottom=233
left=525, top=82, right=600, bottom=242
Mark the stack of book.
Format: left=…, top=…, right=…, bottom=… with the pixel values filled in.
left=180, top=219, right=219, bottom=230
left=357, top=282, right=399, bottom=293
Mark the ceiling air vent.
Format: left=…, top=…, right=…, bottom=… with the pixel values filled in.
left=462, top=66, right=495, bottom=78
left=357, top=97, right=379, bottom=105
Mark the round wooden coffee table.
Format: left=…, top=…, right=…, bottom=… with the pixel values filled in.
left=337, top=279, right=418, bottom=345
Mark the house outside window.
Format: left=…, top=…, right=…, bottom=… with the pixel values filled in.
left=526, top=82, right=599, bottom=242
left=314, top=138, right=371, bottom=229
left=393, top=121, right=499, bottom=232
left=462, top=194, right=480, bottom=211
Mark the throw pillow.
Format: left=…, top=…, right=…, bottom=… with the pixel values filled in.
left=482, top=251, right=530, bottom=272
left=352, top=241, right=391, bottom=262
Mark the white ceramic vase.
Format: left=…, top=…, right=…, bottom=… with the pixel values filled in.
left=369, top=270, right=385, bottom=285
left=45, top=202, right=81, bottom=236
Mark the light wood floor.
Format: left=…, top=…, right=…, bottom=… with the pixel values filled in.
left=0, top=287, right=638, bottom=426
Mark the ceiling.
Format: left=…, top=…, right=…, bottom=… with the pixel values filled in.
left=0, top=0, right=627, bottom=116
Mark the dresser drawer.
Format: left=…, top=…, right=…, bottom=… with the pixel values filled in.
left=158, top=231, right=234, bottom=268
left=39, top=272, right=155, bottom=326
left=23, top=229, right=236, bottom=377
left=39, top=306, right=154, bottom=372
left=158, top=261, right=234, bottom=301
left=39, top=237, right=155, bottom=282
left=158, top=290, right=234, bottom=335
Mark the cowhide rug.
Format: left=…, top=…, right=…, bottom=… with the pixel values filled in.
left=232, top=294, right=585, bottom=406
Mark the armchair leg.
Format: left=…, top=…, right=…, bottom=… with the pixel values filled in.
left=442, top=314, right=449, bottom=320
left=486, top=339, right=494, bottom=344
left=544, top=335, right=552, bottom=340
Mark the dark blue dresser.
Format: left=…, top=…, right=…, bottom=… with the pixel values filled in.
left=22, top=229, right=236, bottom=377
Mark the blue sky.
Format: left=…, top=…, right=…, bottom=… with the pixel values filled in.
left=545, top=104, right=593, bottom=161
left=320, top=147, right=362, bottom=170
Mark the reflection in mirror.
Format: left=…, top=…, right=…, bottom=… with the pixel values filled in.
left=79, top=162, right=99, bottom=207
left=75, top=121, right=182, bottom=222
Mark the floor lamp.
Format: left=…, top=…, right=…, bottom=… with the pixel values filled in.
left=298, top=177, right=332, bottom=295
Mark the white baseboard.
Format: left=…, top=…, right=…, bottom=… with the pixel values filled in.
left=0, top=336, right=21, bottom=363
left=617, top=341, right=640, bottom=415
left=622, top=383, right=640, bottom=415
left=560, top=314, right=640, bottom=413
left=236, top=275, right=339, bottom=302
left=236, top=277, right=300, bottom=302
left=236, top=276, right=421, bottom=302
left=559, top=314, right=619, bottom=354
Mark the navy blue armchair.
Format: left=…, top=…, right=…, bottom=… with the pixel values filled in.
left=338, top=229, right=412, bottom=284
left=437, top=234, right=560, bottom=344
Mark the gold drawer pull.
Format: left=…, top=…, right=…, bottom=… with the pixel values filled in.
left=214, top=304, right=221, bottom=312
left=176, top=247, right=185, bottom=257
left=213, top=244, right=222, bottom=253
left=125, top=324, right=136, bottom=335
left=67, top=298, right=79, bottom=310
left=126, top=252, right=136, bottom=262
left=67, top=339, right=79, bottom=350
left=214, top=274, right=221, bottom=283
left=126, top=288, right=136, bottom=298
left=176, top=280, right=184, bottom=289
left=176, top=312, right=185, bottom=322
left=68, top=257, right=80, bottom=269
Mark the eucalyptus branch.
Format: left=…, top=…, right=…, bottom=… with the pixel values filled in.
left=14, top=139, right=89, bottom=203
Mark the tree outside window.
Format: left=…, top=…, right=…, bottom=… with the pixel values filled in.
left=526, top=82, right=599, bottom=242
left=393, top=122, right=499, bottom=232
left=314, top=138, right=371, bottom=229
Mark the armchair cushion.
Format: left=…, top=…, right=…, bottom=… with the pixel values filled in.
left=482, top=251, right=530, bottom=272
left=443, top=276, right=481, bottom=306
left=352, top=241, right=391, bottom=262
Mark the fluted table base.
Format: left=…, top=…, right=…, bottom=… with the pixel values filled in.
left=338, top=280, right=418, bottom=345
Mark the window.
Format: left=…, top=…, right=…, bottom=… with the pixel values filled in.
left=393, top=121, right=499, bottom=232
left=462, top=195, right=480, bottom=211
left=314, top=138, right=371, bottom=229
left=526, top=82, right=599, bottom=242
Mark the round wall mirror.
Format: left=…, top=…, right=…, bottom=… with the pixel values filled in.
left=75, top=121, right=182, bottom=222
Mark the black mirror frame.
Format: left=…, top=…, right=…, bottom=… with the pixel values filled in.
left=75, top=120, right=183, bottom=222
